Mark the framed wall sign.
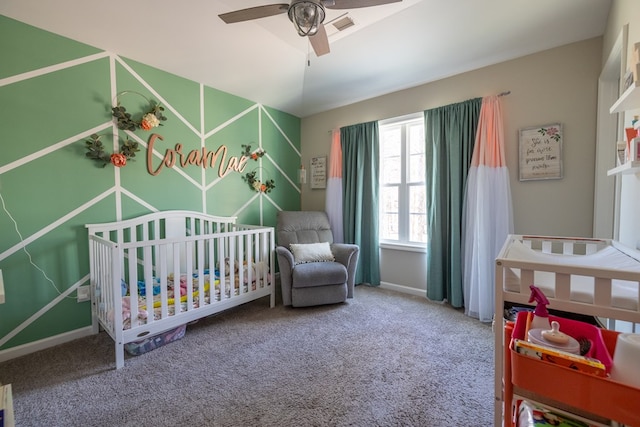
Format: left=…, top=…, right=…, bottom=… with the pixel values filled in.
left=518, top=123, right=563, bottom=181
left=310, top=156, right=327, bottom=189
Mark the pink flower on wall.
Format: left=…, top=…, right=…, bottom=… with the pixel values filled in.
left=538, top=126, right=561, bottom=142
left=110, top=153, right=127, bottom=167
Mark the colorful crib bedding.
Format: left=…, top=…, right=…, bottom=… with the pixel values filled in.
left=120, top=267, right=272, bottom=330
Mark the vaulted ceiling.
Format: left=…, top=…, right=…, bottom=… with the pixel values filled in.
left=0, top=0, right=611, bottom=117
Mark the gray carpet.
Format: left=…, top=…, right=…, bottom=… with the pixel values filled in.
left=0, top=286, right=494, bottom=426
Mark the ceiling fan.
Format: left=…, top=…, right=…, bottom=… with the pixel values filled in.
left=219, top=0, right=402, bottom=57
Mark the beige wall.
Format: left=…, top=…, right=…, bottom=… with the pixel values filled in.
left=300, top=37, right=603, bottom=291
left=602, top=0, right=640, bottom=251
left=301, top=38, right=602, bottom=236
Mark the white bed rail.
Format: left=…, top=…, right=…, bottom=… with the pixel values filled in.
left=496, top=235, right=640, bottom=322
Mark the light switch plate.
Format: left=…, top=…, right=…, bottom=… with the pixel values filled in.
left=77, top=285, right=90, bottom=303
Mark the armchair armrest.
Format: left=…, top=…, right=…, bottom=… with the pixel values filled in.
left=330, top=243, right=358, bottom=267
left=276, top=245, right=295, bottom=267
left=331, top=243, right=359, bottom=297
left=275, top=246, right=295, bottom=306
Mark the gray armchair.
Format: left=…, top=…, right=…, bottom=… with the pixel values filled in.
left=276, top=211, right=360, bottom=307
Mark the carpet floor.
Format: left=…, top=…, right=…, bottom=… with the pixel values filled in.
left=0, top=285, right=494, bottom=426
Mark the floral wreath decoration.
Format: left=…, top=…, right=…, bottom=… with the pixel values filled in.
left=85, top=91, right=168, bottom=168
left=243, top=170, right=275, bottom=193
left=111, top=96, right=167, bottom=132
left=242, top=144, right=265, bottom=161
left=241, top=144, right=274, bottom=193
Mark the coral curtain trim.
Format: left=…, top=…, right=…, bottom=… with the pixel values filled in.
left=328, top=129, right=342, bottom=178
left=470, top=96, right=506, bottom=168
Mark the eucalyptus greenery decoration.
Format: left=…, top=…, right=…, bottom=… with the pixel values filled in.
left=85, top=134, right=140, bottom=168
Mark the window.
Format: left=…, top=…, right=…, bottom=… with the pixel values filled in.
left=379, top=114, right=427, bottom=245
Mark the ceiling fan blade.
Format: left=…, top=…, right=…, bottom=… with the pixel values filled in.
left=219, top=4, right=290, bottom=24
left=327, top=0, right=401, bottom=9
left=309, top=24, right=330, bottom=57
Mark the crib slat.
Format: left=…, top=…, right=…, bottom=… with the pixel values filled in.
left=186, top=240, right=194, bottom=310
left=520, top=269, right=533, bottom=294
left=159, top=243, right=169, bottom=319
left=585, top=243, right=598, bottom=255
left=241, top=233, right=247, bottom=293
left=593, top=277, right=612, bottom=307
left=196, top=239, right=205, bottom=308
left=555, top=273, right=571, bottom=301
left=208, top=237, right=216, bottom=301
left=233, top=232, right=239, bottom=294
left=127, top=248, right=138, bottom=328
left=143, top=226, right=154, bottom=323
left=218, top=237, right=226, bottom=299
left=172, top=242, right=181, bottom=313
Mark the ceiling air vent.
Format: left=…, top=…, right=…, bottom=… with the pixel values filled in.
left=333, top=16, right=355, bottom=32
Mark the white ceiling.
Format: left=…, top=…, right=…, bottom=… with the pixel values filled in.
left=0, top=0, right=611, bottom=118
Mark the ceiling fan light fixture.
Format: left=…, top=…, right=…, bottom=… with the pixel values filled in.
left=288, top=0, right=326, bottom=37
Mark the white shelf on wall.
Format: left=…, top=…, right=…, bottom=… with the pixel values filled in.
left=607, top=160, right=640, bottom=176
left=610, top=81, right=640, bottom=113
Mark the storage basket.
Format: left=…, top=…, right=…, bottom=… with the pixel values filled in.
left=124, top=324, right=187, bottom=356
left=510, top=311, right=640, bottom=426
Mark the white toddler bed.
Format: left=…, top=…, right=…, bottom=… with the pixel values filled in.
left=493, top=234, right=640, bottom=426
left=86, top=210, right=275, bottom=369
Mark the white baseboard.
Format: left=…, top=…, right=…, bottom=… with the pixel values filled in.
left=379, top=281, right=426, bottom=297
left=0, top=326, right=94, bottom=363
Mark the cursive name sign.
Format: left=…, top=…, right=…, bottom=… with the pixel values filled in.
left=147, top=133, right=250, bottom=177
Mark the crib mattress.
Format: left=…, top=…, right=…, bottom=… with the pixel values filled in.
left=502, top=240, right=640, bottom=311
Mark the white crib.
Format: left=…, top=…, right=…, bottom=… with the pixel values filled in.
left=86, top=210, right=275, bottom=369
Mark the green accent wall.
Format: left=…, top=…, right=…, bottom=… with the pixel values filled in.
left=0, top=15, right=301, bottom=351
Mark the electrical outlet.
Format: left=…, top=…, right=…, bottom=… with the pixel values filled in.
left=77, top=285, right=90, bottom=303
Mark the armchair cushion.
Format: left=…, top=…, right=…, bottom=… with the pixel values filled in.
left=292, top=262, right=348, bottom=288
left=290, top=242, right=335, bottom=264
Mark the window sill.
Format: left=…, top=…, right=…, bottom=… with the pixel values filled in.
left=379, top=242, right=427, bottom=253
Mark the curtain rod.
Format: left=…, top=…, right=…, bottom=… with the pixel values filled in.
left=326, top=91, right=511, bottom=133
